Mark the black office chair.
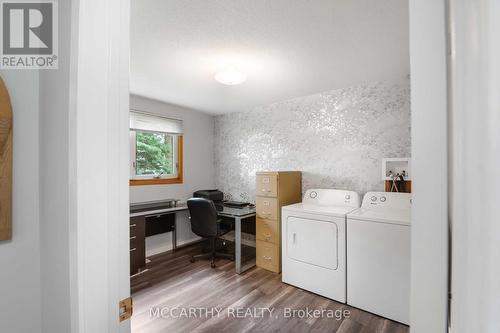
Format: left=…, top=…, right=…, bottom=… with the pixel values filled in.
left=187, top=198, right=234, bottom=268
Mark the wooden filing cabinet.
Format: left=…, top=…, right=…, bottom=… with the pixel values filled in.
left=255, top=171, right=302, bottom=273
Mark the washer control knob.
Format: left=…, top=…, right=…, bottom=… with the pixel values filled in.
left=310, top=191, right=317, bottom=199
left=345, top=194, right=351, bottom=200
left=371, top=196, right=377, bottom=202
left=380, top=196, right=387, bottom=202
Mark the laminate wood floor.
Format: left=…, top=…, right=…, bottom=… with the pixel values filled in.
left=131, top=241, right=409, bottom=333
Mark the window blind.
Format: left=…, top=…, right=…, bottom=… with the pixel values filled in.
left=129, top=110, right=183, bottom=135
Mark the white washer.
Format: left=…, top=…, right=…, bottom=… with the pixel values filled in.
left=282, top=189, right=361, bottom=302
left=347, top=191, right=412, bottom=324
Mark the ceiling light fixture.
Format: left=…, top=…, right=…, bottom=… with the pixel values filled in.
left=214, top=65, right=247, bottom=85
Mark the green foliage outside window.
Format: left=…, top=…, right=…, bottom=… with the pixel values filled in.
left=135, top=131, right=174, bottom=176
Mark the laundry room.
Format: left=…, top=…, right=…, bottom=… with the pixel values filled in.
left=127, top=1, right=420, bottom=332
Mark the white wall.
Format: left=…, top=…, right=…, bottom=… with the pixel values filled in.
left=214, top=79, right=410, bottom=202
left=38, top=0, right=72, bottom=331
left=409, top=0, right=449, bottom=332
left=0, top=4, right=74, bottom=333
left=130, top=95, right=215, bottom=255
left=0, top=72, right=42, bottom=333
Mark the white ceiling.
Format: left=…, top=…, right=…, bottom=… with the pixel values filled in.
left=130, top=0, right=409, bottom=115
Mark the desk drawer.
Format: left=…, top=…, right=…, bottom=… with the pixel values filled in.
left=256, top=197, right=278, bottom=220
left=256, top=218, right=279, bottom=244
left=130, top=245, right=145, bottom=275
left=130, top=216, right=145, bottom=238
left=256, top=174, right=278, bottom=197
left=129, top=234, right=141, bottom=249
left=256, top=240, right=280, bottom=273
left=145, top=213, right=175, bottom=237
left=130, top=216, right=145, bottom=275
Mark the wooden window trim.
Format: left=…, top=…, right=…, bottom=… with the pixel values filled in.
left=130, top=136, right=183, bottom=186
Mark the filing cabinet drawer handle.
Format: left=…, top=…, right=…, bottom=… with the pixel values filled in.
left=130, top=224, right=137, bottom=228
left=263, top=256, right=272, bottom=261
left=293, top=233, right=296, bottom=244
left=130, top=236, right=137, bottom=240
left=263, top=233, right=271, bottom=240
left=261, top=211, right=271, bottom=216
left=261, top=189, right=271, bottom=192
left=130, top=248, right=137, bottom=252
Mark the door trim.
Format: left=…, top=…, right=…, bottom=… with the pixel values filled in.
left=68, top=0, right=131, bottom=331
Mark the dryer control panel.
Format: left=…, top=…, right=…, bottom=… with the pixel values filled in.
left=303, top=189, right=360, bottom=208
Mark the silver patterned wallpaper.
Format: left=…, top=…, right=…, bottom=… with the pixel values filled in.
left=214, top=79, right=411, bottom=202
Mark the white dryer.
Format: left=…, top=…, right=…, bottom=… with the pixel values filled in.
left=281, top=189, right=361, bottom=302
left=347, top=192, right=412, bottom=325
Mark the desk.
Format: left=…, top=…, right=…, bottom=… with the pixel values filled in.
left=129, top=203, right=188, bottom=275
left=130, top=205, right=188, bottom=251
left=129, top=203, right=257, bottom=275
left=217, top=206, right=257, bottom=274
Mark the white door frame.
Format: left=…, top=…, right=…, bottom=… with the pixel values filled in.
left=409, top=1, right=449, bottom=332
left=449, top=1, right=500, bottom=332
left=68, top=0, right=131, bottom=332
left=411, top=1, right=500, bottom=332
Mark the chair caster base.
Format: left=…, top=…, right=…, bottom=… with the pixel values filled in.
left=190, top=257, right=195, bottom=263
left=211, top=261, right=216, bottom=268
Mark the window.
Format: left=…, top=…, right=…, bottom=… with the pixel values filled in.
left=129, top=111, right=183, bottom=185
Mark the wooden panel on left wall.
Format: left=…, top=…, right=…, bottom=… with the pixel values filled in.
left=0, top=77, right=12, bottom=241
